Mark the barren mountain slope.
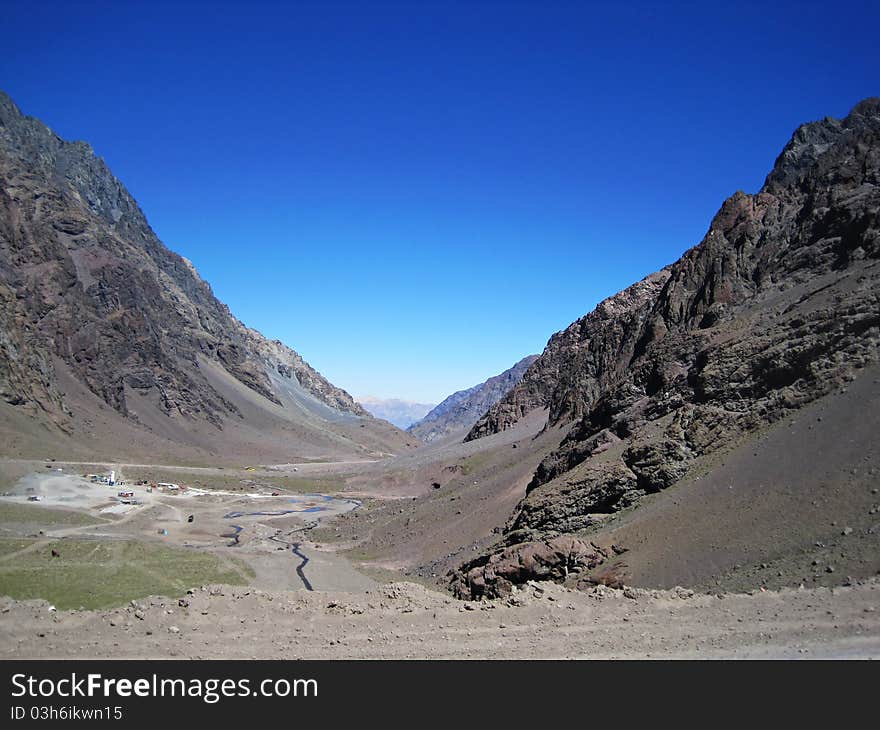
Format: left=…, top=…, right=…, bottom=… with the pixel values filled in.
left=578, top=362, right=880, bottom=593
left=0, top=90, right=412, bottom=462
left=454, top=98, right=880, bottom=598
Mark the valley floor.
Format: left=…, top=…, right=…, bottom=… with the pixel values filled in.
left=1, top=378, right=878, bottom=660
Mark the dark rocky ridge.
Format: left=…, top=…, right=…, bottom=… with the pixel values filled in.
left=408, top=354, right=538, bottom=442
left=465, top=274, right=670, bottom=441
left=0, top=90, right=371, bottom=444
left=453, top=98, right=880, bottom=599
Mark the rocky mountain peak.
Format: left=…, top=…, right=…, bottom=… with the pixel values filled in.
left=764, top=97, right=879, bottom=192
left=0, top=89, right=374, bottom=455
left=0, top=90, right=21, bottom=119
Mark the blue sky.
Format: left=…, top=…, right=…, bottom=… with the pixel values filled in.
left=3, top=1, right=878, bottom=402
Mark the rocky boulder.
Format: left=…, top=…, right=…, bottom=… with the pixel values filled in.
left=450, top=535, right=610, bottom=600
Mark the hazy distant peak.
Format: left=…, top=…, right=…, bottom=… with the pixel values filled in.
left=357, top=396, right=436, bottom=429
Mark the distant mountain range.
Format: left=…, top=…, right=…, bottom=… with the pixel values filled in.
left=407, top=355, right=539, bottom=442
left=357, top=397, right=436, bottom=429
left=0, top=90, right=412, bottom=463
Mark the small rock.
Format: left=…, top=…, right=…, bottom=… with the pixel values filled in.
left=842, top=527, right=853, bottom=536
left=168, top=626, right=180, bottom=634
left=134, top=610, right=145, bottom=620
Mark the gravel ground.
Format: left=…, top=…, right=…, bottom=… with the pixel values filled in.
left=2, top=579, right=878, bottom=660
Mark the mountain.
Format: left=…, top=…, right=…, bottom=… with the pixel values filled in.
left=0, top=90, right=413, bottom=463
left=452, top=98, right=880, bottom=598
left=407, top=355, right=539, bottom=442
left=357, top=397, right=435, bottom=429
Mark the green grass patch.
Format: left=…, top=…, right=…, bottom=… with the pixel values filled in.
left=355, top=564, right=408, bottom=585
left=117, top=468, right=345, bottom=495
left=0, top=538, right=254, bottom=610
left=0, top=502, right=106, bottom=528
left=0, top=538, right=33, bottom=558
left=459, top=451, right=492, bottom=476
left=267, top=476, right=345, bottom=494
left=342, top=546, right=379, bottom=562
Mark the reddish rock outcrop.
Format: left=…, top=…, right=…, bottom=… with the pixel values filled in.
left=451, top=535, right=610, bottom=599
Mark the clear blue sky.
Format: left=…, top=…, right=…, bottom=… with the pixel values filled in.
left=2, top=1, right=878, bottom=402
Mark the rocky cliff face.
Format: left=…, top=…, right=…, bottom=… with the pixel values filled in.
left=408, top=355, right=539, bottom=442
left=465, top=278, right=670, bottom=441
left=0, top=90, right=375, bottom=451
left=453, top=98, right=880, bottom=598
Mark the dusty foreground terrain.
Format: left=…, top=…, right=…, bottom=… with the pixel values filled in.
left=2, top=579, right=879, bottom=659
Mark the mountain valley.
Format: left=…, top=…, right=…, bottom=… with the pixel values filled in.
left=1, top=92, right=878, bottom=659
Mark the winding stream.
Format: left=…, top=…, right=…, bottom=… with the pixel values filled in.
left=221, top=524, right=243, bottom=547
left=221, top=493, right=360, bottom=590
left=291, top=543, right=313, bottom=591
